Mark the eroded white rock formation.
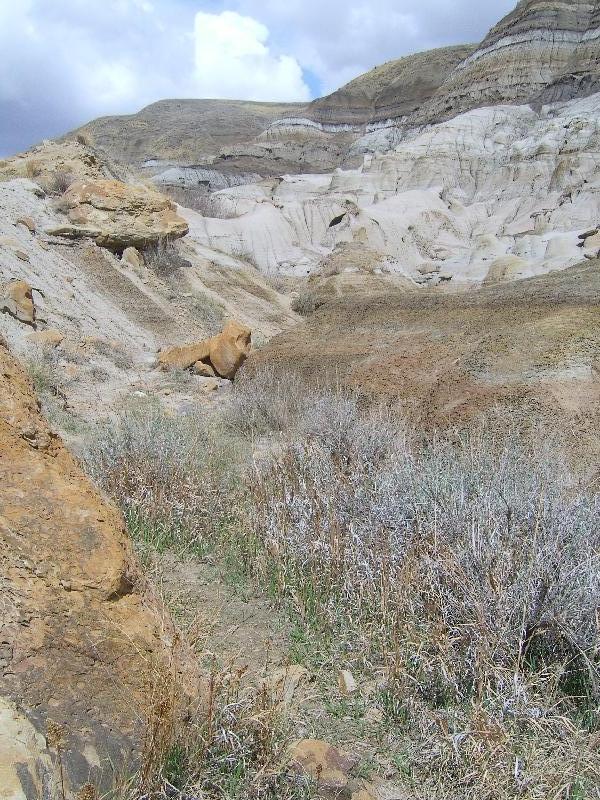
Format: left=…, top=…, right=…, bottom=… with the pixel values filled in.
left=184, top=91, right=600, bottom=285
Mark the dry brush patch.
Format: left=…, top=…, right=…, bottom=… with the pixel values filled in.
left=228, top=372, right=600, bottom=799
left=85, top=374, right=600, bottom=799
left=84, top=405, right=244, bottom=559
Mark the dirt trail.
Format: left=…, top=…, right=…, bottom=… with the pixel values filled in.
left=152, top=553, right=292, bottom=683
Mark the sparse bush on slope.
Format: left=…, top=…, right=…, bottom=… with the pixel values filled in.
left=229, top=371, right=600, bottom=798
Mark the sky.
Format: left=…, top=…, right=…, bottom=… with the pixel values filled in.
left=0, top=0, right=516, bottom=157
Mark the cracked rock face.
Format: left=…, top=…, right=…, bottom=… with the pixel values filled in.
left=0, top=340, right=177, bottom=797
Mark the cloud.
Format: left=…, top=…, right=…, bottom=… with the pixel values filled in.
left=231, top=0, right=516, bottom=93
left=193, top=11, right=310, bottom=102
left=0, top=0, right=518, bottom=156
left=0, top=1, right=309, bottom=155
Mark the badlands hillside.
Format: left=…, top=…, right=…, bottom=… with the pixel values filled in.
left=1, top=0, right=600, bottom=798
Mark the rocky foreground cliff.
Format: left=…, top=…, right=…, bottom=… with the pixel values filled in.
left=0, top=338, right=183, bottom=796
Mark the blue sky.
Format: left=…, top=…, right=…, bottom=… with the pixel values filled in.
left=0, top=0, right=516, bottom=156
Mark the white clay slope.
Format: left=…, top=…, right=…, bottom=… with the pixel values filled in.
left=184, top=92, right=600, bottom=284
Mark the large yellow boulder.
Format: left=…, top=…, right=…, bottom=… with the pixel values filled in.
left=209, top=320, right=252, bottom=379
left=158, top=320, right=251, bottom=380
left=288, top=739, right=356, bottom=792
left=47, top=179, right=189, bottom=251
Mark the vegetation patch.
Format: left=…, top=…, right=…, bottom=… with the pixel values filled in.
left=84, top=370, right=600, bottom=799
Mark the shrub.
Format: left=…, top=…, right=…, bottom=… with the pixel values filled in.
left=248, top=415, right=600, bottom=702
left=84, top=406, right=242, bottom=557
left=191, top=292, right=225, bottom=336
left=233, top=386, right=600, bottom=797
left=291, top=291, right=319, bottom=316
left=162, top=186, right=239, bottom=219
left=222, top=367, right=315, bottom=438
left=42, top=170, right=75, bottom=196
left=144, top=237, right=191, bottom=276
left=24, top=347, right=62, bottom=397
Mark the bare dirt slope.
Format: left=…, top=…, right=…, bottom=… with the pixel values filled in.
left=0, top=173, right=299, bottom=425
left=73, top=99, right=307, bottom=166
left=306, top=44, right=474, bottom=126
left=250, top=259, right=600, bottom=437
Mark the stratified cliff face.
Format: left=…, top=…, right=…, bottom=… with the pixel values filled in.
left=304, top=45, right=474, bottom=127
left=70, top=1, right=600, bottom=182
left=419, top=0, right=600, bottom=123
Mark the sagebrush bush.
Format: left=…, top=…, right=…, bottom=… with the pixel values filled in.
left=232, top=377, right=600, bottom=797
left=249, top=414, right=600, bottom=705
left=222, top=367, right=310, bottom=437
left=25, top=347, right=62, bottom=397
left=291, top=291, right=319, bottom=316
left=42, top=170, right=74, bottom=196
left=162, top=186, right=240, bottom=219
left=85, top=405, right=242, bottom=555
left=88, top=370, right=600, bottom=799
left=145, top=237, right=191, bottom=275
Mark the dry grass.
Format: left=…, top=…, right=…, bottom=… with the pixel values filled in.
left=86, top=370, right=600, bottom=799
left=115, top=658, right=312, bottom=800
left=25, top=159, right=43, bottom=179
left=85, top=405, right=244, bottom=560
left=226, top=370, right=600, bottom=799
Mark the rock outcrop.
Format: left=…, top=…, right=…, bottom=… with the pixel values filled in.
left=0, top=339, right=178, bottom=797
left=417, top=0, right=600, bottom=124
left=0, top=140, right=111, bottom=186
left=1, top=279, right=37, bottom=326
left=48, top=179, right=189, bottom=251
left=158, top=320, right=252, bottom=379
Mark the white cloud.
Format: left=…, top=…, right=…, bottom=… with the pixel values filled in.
left=0, top=0, right=518, bottom=155
left=193, top=11, right=310, bottom=102
left=232, top=0, right=516, bottom=93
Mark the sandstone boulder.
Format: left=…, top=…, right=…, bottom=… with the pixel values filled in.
left=338, top=669, right=358, bottom=695
left=210, top=320, right=252, bottom=379
left=583, top=232, right=600, bottom=252
left=351, top=779, right=411, bottom=800
left=16, top=216, right=36, bottom=234
left=122, top=246, right=144, bottom=269
left=0, top=340, right=178, bottom=797
left=159, top=339, right=212, bottom=371
left=483, top=255, right=529, bottom=285
left=47, top=179, right=189, bottom=251
left=159, top=320, right=251, bottom=380
left=26, top=328, right=64, bottom=348
left=1, top=280, right=37, bottom=326
left=288, top=739, right=356, bottom=792
left=193, top=360, right=217, bottom=378
left=262, top=665, right=309, bottom=708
